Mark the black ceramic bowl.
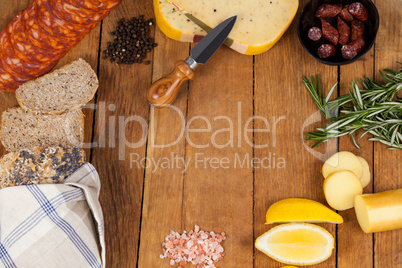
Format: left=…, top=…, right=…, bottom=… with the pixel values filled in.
left=298, top=0, right=379, bottom=65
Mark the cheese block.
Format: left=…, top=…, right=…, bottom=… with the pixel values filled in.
left=355, top=189, right=402, bottom=233
left=154, top=0, right=206, bottom=42
left=166, top=0, right=299, bottom=55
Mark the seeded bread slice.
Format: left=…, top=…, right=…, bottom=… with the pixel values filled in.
left=16, top=58, right=98, bottom=114
left=1, top=107, right=84, bottom=152
left=0, top=147, right=86, bottom=188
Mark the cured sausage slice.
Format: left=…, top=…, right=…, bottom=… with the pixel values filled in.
left=341, top=38, right=365, bottom=60
left=24, top=3, right=76, bottom=51
left=315, top=4, right=342, bottom=18
left=49, top=0, right=108, bottom=25
left=35, top=0, right=94, bottom=38
left=340, top=6, right=354, bottom=22
left=351, top=19, right=365, bottom=42
left=321, top=18, right=339, bottom=46
left=0, top=31, right=31, bottom=82
left=8, top=13, right=64, bottom=64
left=348, top=2, right=368, bottom=22
left=308, top=27, right=322, bottom=41
left=337, top=17, right=351, bottom=46
left=0, top=59, right=21, bottom=92
left=72, top=0, right=121, bottom=12
left=317, top=44, right=336, bottom=59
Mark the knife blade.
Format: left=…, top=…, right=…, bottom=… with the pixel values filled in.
left=147, top=15, right=237, bottom=108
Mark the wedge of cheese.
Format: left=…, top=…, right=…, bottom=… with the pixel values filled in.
left=165, top=0, right=299, bottom=55
left=154, top=0, right=206, bottom=42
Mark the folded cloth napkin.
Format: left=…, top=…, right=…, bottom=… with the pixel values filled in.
left=0, top=163, right=105, bottom=268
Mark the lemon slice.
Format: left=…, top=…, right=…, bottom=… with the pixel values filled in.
left=255, top=223, right=334, bottom=266
left=265, top=198, right=343, bottom=224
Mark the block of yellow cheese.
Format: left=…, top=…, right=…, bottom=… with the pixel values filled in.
left=154, top=0, right=206, bottom=42
left=158, top=0, right=298, bottom=55
left=355, top=189, right=402, bottom=233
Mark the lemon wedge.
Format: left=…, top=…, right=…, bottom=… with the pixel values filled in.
left=265, top=198, right=343, bottom=224
left=255, top=223, right=334, bottom=266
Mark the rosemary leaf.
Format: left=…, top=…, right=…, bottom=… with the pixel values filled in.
left=303, top=63, right=402, bottom=150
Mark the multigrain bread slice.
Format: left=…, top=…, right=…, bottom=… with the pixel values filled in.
left=16, top=58, right=98, bottom=114
left=1, top=107, right=84, bottom=152
left=0, top=147, right=86, bottom=188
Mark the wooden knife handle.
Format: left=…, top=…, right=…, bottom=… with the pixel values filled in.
left=147, top=60, right=195, bottom=108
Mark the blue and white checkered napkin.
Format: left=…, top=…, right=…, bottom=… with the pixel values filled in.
left=0, top=163, right=105, bottom=268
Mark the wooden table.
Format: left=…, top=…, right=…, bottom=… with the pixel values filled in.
left=0, top=0, right=401, bottom=267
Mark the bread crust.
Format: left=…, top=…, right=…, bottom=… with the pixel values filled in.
left=0, top=147, right=86, bottom=188
left=16, top=58, right=98, bottom=115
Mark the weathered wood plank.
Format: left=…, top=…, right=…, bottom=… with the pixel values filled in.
left=253, top=1, right=338, bottom=266
left=374, top=0, right=402, bottom=266
left=137, top=28, right=190, bottom=267
left=338, top=53, right=374, bottom=268
left=53, top=24, right=101, bottom=159
left=181, top=45, right=254, bottom=267
left=90, top=0, right=154, bottom=266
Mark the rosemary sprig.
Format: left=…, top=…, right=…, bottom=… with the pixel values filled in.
left=303, top=63, right=402, bottom=149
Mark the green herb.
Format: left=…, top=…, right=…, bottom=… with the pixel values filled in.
left=303, top=63, right=402, bottom=149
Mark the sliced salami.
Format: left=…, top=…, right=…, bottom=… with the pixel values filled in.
left=351, top=19, right=365, bottom=42
left=35, top=0, right=93, bottom=38
left=0, top=0, right=120, bottom=92
left=317, top=44, right=336, bottom=59
left=0, top=60, right=20, bottom=92
left=49, top=0, right=108, bottom=25
left=340, top=6, right=354, bottom=22
left=321, top=18, right=339, bottom=46
left=0, top=31, right=32, bottom=82
left=348, top=2, right=368, bottom=22
left=8, top=13, right=64, bottom=64
left=72, top=0, right=121, bottom=12
left=24, top=3, right=77, bottom=51
left=337, top=17, right=351, bottom=46
left=308, top=27, right=322, bottom=41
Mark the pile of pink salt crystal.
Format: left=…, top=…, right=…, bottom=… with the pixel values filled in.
left=160, top=225, right=226, bottom=268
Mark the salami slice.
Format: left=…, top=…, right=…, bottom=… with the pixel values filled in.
left=24, top=3, right=78, bottom=51
left=0, top=31, right=32, bottom=82
left=317, top=44, right=336, bottom=59
left=348, top=2, right=368, bottom=22
left=0, top=60, right=20, bottom=92
left=308, top=27, right=322, bottom=41
left=50, top=0, right=108, bottom=25
left=8, top=12, right=65, bottom=64
left=35, top=0, right=94, bottom=38
left=72, top=0, right=121, bottom=12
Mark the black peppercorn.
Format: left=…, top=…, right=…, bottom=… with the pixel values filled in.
left=102, top=15, right=157, bottom=65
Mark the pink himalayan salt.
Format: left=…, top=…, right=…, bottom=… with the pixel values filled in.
left=160, top=225, right=226, bottom=268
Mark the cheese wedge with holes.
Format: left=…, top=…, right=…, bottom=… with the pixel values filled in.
left=157, top=0, right=298, bottom=55
left=154, top=0, right=206, bottom=42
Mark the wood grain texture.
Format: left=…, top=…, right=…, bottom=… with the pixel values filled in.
left=182, top=45, right=254, bottom=267
left=90, top=0, right=154, bottom=267
left=374, top=0, right=402, bottom=267
left=53, top=24, right=101, bottom=159
left=253, top=0, right=338, bottom=266
left=137, top=28, right=190, bottom=267
left=337, top=40, right=374, bottom=268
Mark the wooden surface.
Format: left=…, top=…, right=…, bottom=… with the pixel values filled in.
left=0, top=0, right=401, bottom=267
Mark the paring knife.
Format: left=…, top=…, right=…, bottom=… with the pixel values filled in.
left=147, top=15, right=237, bottom=108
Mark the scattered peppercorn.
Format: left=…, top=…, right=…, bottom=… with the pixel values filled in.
left=102, top=16, right=157, bottom=65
